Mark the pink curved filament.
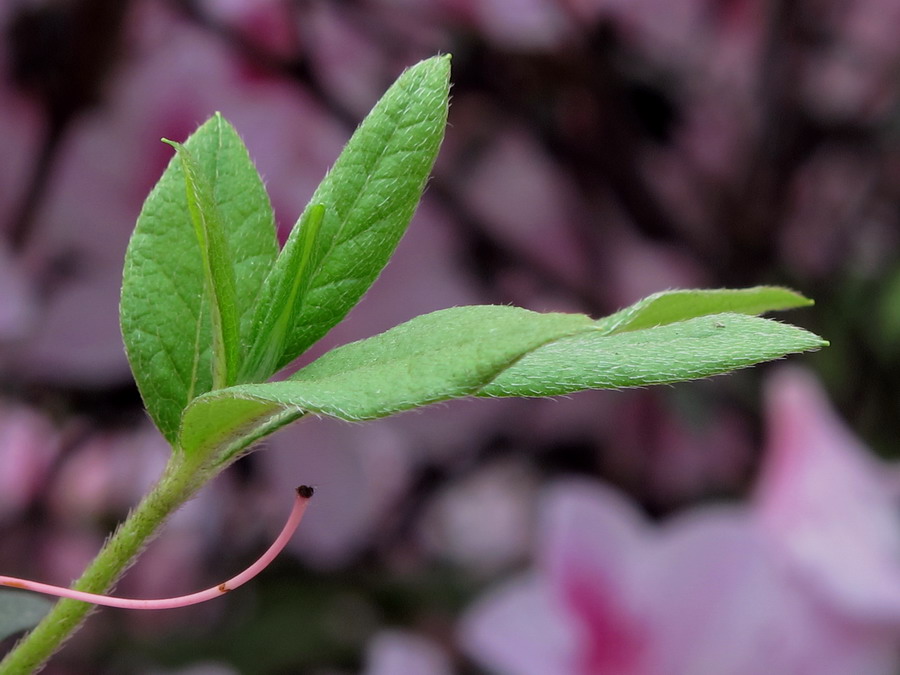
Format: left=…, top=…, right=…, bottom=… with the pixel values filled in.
left=0, top=486, right=314, bottom=610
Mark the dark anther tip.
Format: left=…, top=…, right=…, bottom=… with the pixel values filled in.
left=296, top=485, right=315, bottom=499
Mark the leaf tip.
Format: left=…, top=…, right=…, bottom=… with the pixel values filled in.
left=764, top=285, right=816, bottom=309
left=786, top=290, right=815, bottom=307
left=415, top=53, right=452, bottom=81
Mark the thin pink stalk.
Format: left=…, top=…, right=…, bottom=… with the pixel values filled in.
left=0, top=486, right=314, bottom=610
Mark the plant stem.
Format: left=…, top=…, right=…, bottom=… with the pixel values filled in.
left=0, top=454, right=204, bottom=674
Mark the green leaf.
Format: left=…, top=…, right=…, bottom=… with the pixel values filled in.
left=180, top=288, right=826, bottom=461
left=120, top=113, right=278, bottom=444
left=479, top=313, right=828, bottom=396
left=180, top=306, right=594, bottom=459
left=0, top=590, right=53, bottom=642
left=162, top=138, right=240, bottom=389
left=241, top=54, right=452, bottom=381
left=240, top=205, right=325, bottom=383
left=596, top=286, right=813, bottom=334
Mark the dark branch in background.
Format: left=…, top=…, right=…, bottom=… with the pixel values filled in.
left=712, top=1, right=812, bottom=282
left=5, top=0, right=131, bottom=253
left=7, top=122, right=64, bottom=255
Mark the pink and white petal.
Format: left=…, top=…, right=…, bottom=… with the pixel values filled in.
left=459, top=573, right=580, bottom=675
left=540, top=481, right=650, bottom=605
left=648, top=509, right=808, bottom=674
left=754, top=367, right=900, bottom=623
left=538, top=481, right=651, bottom=674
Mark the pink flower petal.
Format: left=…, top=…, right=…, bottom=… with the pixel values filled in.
left=648, top=509, right=803, bottom=674
left=539, top=482, right=649, bottom=674
left=462, top=472, right=900, bottom=675
left=460, top=573, right=580, bottom=675
left=755, top=367, right=900, bottom=623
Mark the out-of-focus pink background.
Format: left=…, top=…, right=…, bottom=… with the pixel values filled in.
left=1, top=1, right=899, bottom=673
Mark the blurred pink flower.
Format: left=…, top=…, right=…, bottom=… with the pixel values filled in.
left=460, top=368, right=900, bottom=674
left=362, top=630, right=453, bottom=675
left=754, top=367, right=900, bottom=624
left=0, top=403, right=60, bottom=520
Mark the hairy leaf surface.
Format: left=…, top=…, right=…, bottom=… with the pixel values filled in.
left=596, top=287, right=813, bottom=334
left=240, top=55, right=452, bottom=381
left=120, top=114, right=277, bottom=444
left=181, top=306, right=593, bottom=459
left=481, top=313, right=827, bottom=396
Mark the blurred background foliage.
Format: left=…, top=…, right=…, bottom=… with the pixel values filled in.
left=0, top=0, right=898, bottom=673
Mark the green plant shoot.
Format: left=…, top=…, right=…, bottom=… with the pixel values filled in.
left=0, top=54, right=827, bottom=675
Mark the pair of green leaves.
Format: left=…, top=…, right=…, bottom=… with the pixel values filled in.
left=121, top=55, right=452, bottom=449
left=120, top=55, right=827, bottom=467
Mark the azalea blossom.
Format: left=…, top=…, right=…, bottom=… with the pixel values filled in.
left=460, top=368, right=900, bottom=674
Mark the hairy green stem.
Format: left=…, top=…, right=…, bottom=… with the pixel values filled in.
left=0, top=454, right=207, bottom=674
